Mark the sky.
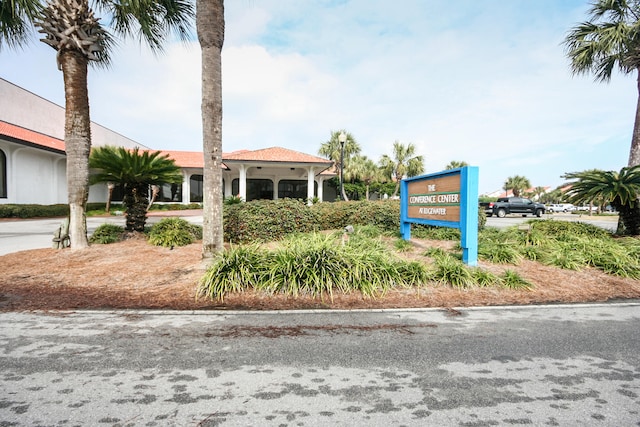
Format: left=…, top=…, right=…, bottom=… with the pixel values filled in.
left=0, top=0, right=636, bottom=195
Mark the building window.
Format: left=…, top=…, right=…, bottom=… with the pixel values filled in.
left=0, top=150, right=6, bottom=198
left=190, top=174, right=203, bottom=202
left=232, top=178, right=273, bottom=201
left=278, top=180, right=316, bottom=200
left=154, top=182, right=182, bottom=202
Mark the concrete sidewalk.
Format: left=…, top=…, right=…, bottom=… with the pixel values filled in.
left=0, top=211, right=203, bottom=256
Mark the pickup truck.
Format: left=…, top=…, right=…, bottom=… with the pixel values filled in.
left=481, top=197, right=546, bottom=218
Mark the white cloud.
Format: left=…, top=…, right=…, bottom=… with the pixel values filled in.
left=1, top=0, right=636, bottom=194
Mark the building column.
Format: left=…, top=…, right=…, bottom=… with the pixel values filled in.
left=239, top=164, right=247, bottom=201
left=316, top=177, right=324, bottom=202
left=224, top=175, right=235, bottom=199
left=306, top=166, right=315, bottom=205
left=273, top=177, right=280, bottom=200
left=181, top=171, right=190, bottom=204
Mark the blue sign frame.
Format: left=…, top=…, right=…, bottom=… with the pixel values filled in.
left=400, top=166, right=479, bottom=266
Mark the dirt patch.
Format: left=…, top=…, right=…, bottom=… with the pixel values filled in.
left=0, top=237, right=639, bottom=312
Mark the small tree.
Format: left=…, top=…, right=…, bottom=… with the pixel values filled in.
left=379, top=141, right=424, bottom=197
left=89, top=146, right=183, bottom=232
left=564, top=0, right=640, bottom=167
left=347, top=155, right=382, bottom=200
left=318, top=130, right=361, bottom=201
left=504, top=175, right=531, bottom=197
left=445, top=160, right=469, bottom=170
left=563, top=166, right=640, bottom=235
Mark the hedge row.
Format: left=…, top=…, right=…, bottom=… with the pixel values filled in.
left=223, top=199, right=405, bottom=244
left=223, top=199, right=486, bottom=244
left=0, top=204, right=70, bottom=218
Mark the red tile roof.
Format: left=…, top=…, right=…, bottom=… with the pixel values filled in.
left=223, top=147, right=332, bottom=164
left=154, top=150, right=204, bottom=168
left=1, top=120, right=333, bottom=170
left=0, top=120, right=65, bottom=153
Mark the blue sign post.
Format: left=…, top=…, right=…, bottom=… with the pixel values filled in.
left=400, top=166, right=479, bottom=266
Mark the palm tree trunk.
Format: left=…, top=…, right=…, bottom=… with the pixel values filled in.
left=105, top=182, right=114, bottom=213
left=60, top=50, right=90, bottom=250
left=198, top=0, right=225, bottom=259
left=630, top=69, right=640, bottom=167
left=124, top=183, right=148, bottom=232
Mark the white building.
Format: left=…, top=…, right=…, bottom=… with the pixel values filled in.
left=0, top=78, right=336, bottom=205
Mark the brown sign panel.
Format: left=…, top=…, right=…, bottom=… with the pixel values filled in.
left=406, top=174, right=461, bottom=222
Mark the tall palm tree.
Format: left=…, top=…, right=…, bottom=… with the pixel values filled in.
left=379, top=141, right=424, bottom=197
left=530, top=185, right=547, bottom=201
left=564, top=0, right=640, bottom=167
left=346, top=155, right=381, bottom=201
left=197, top=0, right=225, bottom=259
left=504, top=175, right=531, bottom=197
left=318, top=130, right=361, bottom=201
left=563, top=166, right=640, bottom=235
left=89, top=146, right=183, bottom=232
left=445, top=160, right=469, bottom=170
left=0, top=0, right=194, bottom=250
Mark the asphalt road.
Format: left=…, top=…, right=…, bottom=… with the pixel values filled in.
left=1, top=304, right=639, bottom=426
left=0, top=214, right=202, bottom=256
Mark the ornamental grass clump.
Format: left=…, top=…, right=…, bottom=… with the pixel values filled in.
left=471, top=268, right=499, bottom=287
left=431, top=254, right=475, bottom=289
left=198, top=230, right=430, bottom=301
left=500, top=270, right=534, bottom=290
left=199, top=245, right=268, bottom=301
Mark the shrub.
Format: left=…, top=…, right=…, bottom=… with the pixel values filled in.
left=0, top=204, right=69, bottom=218
left=224, top=198, right=321, bottom=243
left=223, top=196, right=242, bottom=206
left=89, top=224, right=125, bottom=244
left=148, top=218, right=202, bottom=248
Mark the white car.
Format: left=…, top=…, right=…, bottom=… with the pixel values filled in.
left=547, top=203, right=575, bottom=213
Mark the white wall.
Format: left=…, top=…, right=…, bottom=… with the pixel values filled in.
left=0, top=141, right=66, bottom=204
left=0, top=78, right=149, bottom=150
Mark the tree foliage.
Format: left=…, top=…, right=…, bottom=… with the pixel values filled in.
left=89, top=146, right=183, bottom=231
left=379, top=141, right=424, bottom=197
left=563, top=166, right=640, bottom=235
left=564, top=0, right=640, bottom=166
left=0, top=0, right=194, bottom=249
left=503, top=175, right=531, bottom=197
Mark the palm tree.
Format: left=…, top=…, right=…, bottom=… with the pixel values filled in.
left=0, top=0, right=194, bottom=250
left=347, top=155, right=381, bottom=200
left=530, top=185, right=547, bottom=201
left=89, top=146, right=183, bottom=232
left=379, top=141, right=424, bottom=197
left=563, top=166, right=640, bottom=235
left=504, top=175, right=531, bottom=197
left=445, top=160, right=469, bottom=170
left=318, top=130, right=361, bottom=201
left=564, top=0, right=640, bottom=167
left=197, top=0, right=225, bottom=259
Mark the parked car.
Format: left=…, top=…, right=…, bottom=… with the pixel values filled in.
left=546, top=203, right=575, bottom=213
left=575, top=205, right=598, bottom=212
left=482, top=197, right=545, bottom=218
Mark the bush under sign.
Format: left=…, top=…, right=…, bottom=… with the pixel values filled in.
left=400, top=166, right=479, bottom=266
